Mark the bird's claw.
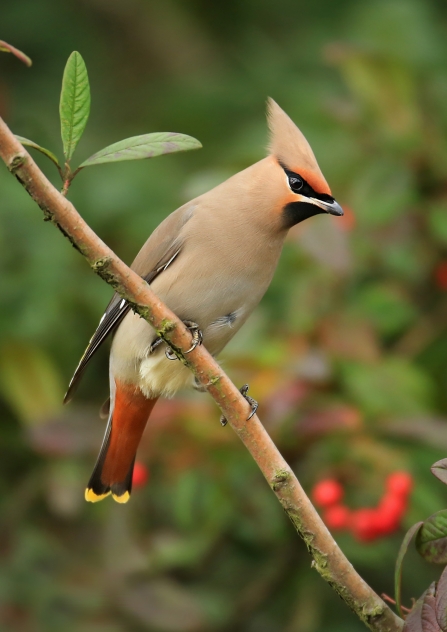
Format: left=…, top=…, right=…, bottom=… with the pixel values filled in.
left=165, top=320, right=203, bottom=360
left=149, top=337, right=163, bottom=354
left=182, top=321, right=203, bottom=354
left=220, top=384, right=258, bottom=427
left=165, top=348, right=177, bottom=360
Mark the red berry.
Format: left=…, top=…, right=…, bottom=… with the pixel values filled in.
left=132, top=461, right=149, bottom=488
left=435, top=262, right=447, bottom=290
left=350, top=508, right=381, bottom=542
left=312, top=479, right=344, bottom=507
left=378, top=493, right=407, bottom=517
left=386, top=472, right=413, bottom=498
left=375, top=493, right=407, bottom=535
left=323, top=504, right=350, bottom=530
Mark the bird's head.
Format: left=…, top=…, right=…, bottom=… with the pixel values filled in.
left=266, top=98, right=343, bottom=228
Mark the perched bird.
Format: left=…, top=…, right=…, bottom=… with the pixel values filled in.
left=65, top=98, right=343, bottom=503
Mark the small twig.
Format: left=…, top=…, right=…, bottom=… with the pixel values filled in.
left=0, top=114, right=403, bottom=632
left=60, top=162, right=72, bottom=196
left=381, top=594, right=411, bottom=615
left=70, top=165, right=82, bottom=181
left=0, top=40, right=32, bottom=67
left=61, top=179, right=70, bottom=196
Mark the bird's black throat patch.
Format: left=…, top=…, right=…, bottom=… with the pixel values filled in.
left=282, top=201, right=324, bottom=228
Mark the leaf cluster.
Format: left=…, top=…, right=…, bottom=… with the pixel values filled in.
left=15, top=51, right=201, bottom=195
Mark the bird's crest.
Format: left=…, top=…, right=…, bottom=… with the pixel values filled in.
left=267, top=97, right=330, bottom=195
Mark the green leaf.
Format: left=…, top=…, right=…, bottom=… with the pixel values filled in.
left=59, top=51, right=90, bottom=161
left=416, top=510, right=447, bottom=564
left=78, top=132, right=202, bottom=168
left=15, top=135, right=61, bottom=170
left=0, top=40, right=32, bottom=66
left=395, top=522, right=423, bottom=618
left=432, top=460, right=447, bottom=487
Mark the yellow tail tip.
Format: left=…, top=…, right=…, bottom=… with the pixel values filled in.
left=112, top=491, right=130, bottom=504
left=85, top=488, right=111, bottom=503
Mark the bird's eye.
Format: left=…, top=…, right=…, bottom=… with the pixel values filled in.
left=288, top=175, right=303, bottom=193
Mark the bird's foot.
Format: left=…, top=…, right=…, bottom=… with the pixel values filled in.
left=165, top=320, right=203, bottom=360
left=220, top=384, right=258, bottom=427
left=182, top=321, right=203, bottom=354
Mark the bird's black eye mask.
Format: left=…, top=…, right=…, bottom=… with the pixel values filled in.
left=280, top=163, right=334, bottom=203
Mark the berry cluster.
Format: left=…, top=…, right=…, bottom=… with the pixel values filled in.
left=311, top=472, right=413, bottom=542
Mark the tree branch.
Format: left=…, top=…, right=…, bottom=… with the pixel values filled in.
left=0, top=115, right=403, bottom=632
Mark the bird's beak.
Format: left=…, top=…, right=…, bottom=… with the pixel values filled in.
left=308, top=197, right=344, bottom=217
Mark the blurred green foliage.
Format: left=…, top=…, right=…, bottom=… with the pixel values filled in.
left=2, top=0, right=447, bottom=630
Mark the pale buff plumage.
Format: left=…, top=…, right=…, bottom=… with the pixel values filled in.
left=111, top=156, right=288, bottom=397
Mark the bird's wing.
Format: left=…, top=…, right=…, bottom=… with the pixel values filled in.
left=63, top=203, right=196, bottom=403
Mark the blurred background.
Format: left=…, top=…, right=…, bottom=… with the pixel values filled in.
left=1, top=0, right=447, bottom=630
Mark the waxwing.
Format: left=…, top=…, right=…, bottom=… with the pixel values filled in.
left=65, top=98, right=343, bottom=503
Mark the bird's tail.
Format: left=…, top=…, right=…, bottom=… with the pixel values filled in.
left=85, top=380, right=157, bottom=503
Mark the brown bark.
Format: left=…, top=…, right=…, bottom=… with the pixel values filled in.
left=0, top=115, right=403, bottom=631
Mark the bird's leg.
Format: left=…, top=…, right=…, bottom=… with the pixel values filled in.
left=220, top=384, right=258, bottom=427
left=165, top=320, right=203, bottom=360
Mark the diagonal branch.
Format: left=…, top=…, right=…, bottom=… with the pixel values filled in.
left=0, top=115, right=403, bottom=632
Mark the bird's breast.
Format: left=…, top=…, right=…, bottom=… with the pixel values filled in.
left=110, top=212, right=285, bottom=396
